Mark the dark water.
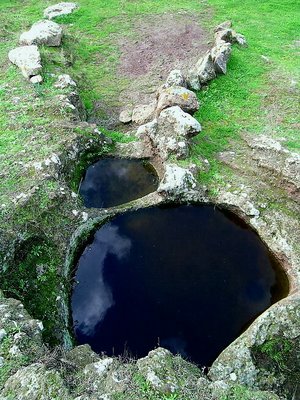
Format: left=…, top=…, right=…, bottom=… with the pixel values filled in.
left=72, top=205, right=288, bottom=366
left=79, top=158, right=158, bottom=208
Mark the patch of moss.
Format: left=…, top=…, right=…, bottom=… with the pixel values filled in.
left=252, top=336, right=300, bottom=399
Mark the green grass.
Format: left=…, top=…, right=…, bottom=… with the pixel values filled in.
left=190, top=0, right=300, bottom=185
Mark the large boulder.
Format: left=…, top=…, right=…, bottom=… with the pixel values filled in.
left=211, top=40, right=232, bottom=74
left=156, top=86, right=199, bottom=115
left=8, top=45, right=42, bottom=78
left=137, top=347, right=203, bottom=395
left=157, top=105, right=201, bottom=139
left=44, top=2, right=78, bottom=20
left=132, top=101, right=157, bottom=125
left=158, top=164, right=197, bottom=198
left=187, top=53, right=216, bottom=90
left=19, top=20, right=63, bottom=47
left=165, top=69, right=186, bottom=88
left=137, top=106, right=201, bottom=160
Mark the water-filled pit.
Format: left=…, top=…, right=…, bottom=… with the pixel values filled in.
left=79, top=158, right=159, bottom=208
left=72, top=205, right=288, bottom=366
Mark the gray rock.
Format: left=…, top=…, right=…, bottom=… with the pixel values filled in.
left=30, top=74, right=43, bottom=84
left=8, top=45, right=42, bottom=78
left=187, top=53, right=216, bottom=90
left=55, top=91, right=86, bottom=121
left=54, top=74, right=77, bottom=89
left=19, top=20, right=63, bottom=47
left=233, top=32, right=247, bottom=46
left=119, top=107, right=133, bottom=124
left=209, top=296, right=300, bottom=391
left=0, top=328, right=7, bottom=342
left=139, top=106, right=201, bottom=159
left=165, top=69, right=186, bottom=87
left=137, top=347, right=203, bottom=394
left=158, top=105, right=201, bottom=139
left=211, top=40, right=232, bottom=74
left=158, top=164, right=197, bottom=198
left=0, top=364, right=71, bottom=399
left=215, top=28, right=234, bottom=43
left=156, top=86, right=199, bottom=115
left=132, top=101, right=156, bottom=125
left=44, top=2, right=78, bottom=20
left=214, top=20, right=232, bottom=32
left=66, top=344, right=100, bottom=368
left=215, top=28, right=247, bottom=47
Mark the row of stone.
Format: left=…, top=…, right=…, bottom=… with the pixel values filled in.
left=119, top=21, right=246, bottom=162
left=8, top=2, right=77, bottom=83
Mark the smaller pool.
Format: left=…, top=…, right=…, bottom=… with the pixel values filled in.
left=79, top=158, right=158, bottom=208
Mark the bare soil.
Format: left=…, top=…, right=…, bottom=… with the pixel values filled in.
left=92, top=12, right=211, bottom=128
left=118, top=12, right=211, bottom=106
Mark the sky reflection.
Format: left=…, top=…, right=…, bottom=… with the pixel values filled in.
left=72, top=224, right=131, bottom=335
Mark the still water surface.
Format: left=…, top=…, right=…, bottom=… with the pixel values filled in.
left=79, top=158, right=158, bottom=208
left=72, top=205, right=288, bottom=366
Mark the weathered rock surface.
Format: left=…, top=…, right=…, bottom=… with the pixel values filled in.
left=0, top=364, right=71, bottom=399
left=165, top=69, right=186, bottom=88
left=157, top=105, right=201, bottom=139
left=209, top=295, right=300, bottom=398
left=132, top=101, right=157, bottom=125
left=158, top=164, right=197, bottom=198
left=19, top=20, right=63, bottom=47
left=119, top=107, right=133, bottom=124
left=211, top=40, right=232, bottom=74
left=8, top=45, right=42, bottom=78
left=187, top=52, right=216, bottom=90
left=137, top=106, right=201, bottom=159
left=44, top=2, right=78, bottom=20
left=54, top=74, right=77, bottom=89
left=214, top=25, right=247, bottom=47
left=156, top=86, right=199, bottom=115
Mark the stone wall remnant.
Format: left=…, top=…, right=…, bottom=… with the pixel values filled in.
left=19, top=20, right=63, bottom=47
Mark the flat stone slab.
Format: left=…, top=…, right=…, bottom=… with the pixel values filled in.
left=20, top=20, right=63, bottom=47
left=8, top=45, right=42, bottom=78
left=44, top=2, right=78, bottom=19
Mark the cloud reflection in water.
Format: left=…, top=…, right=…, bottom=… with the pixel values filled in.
left=72, top=224, right=131, bottom=335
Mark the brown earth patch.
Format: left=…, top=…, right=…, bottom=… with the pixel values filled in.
left=118, top=12, right=212, bottom=106
left=91, top=12, right=211, bottom=128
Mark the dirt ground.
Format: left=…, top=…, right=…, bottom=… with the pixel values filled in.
left=118, top=12, right=211, bottom=105
left=92, top=12, right=211, bottom=127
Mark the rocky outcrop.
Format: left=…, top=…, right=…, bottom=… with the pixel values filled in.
left=209, top=295, right=300, bottom=398
left=137, top=106, right=201, bottom=159
left=132, top=101, right=157, bottom=124
left=1, top=364, right=71, bottom=400
left=165, top=69, right=186, bottom=88
left=158, top=164, right=198, bottom=198
left=8, top=45, right=42, bottom=78
left=156, top=85, right=199, bottom=115
left=44, top=2, right=78, bottom=20
left=19, top=20, right=63, bottom=47
left=187, top=52, right=216, bottom=90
